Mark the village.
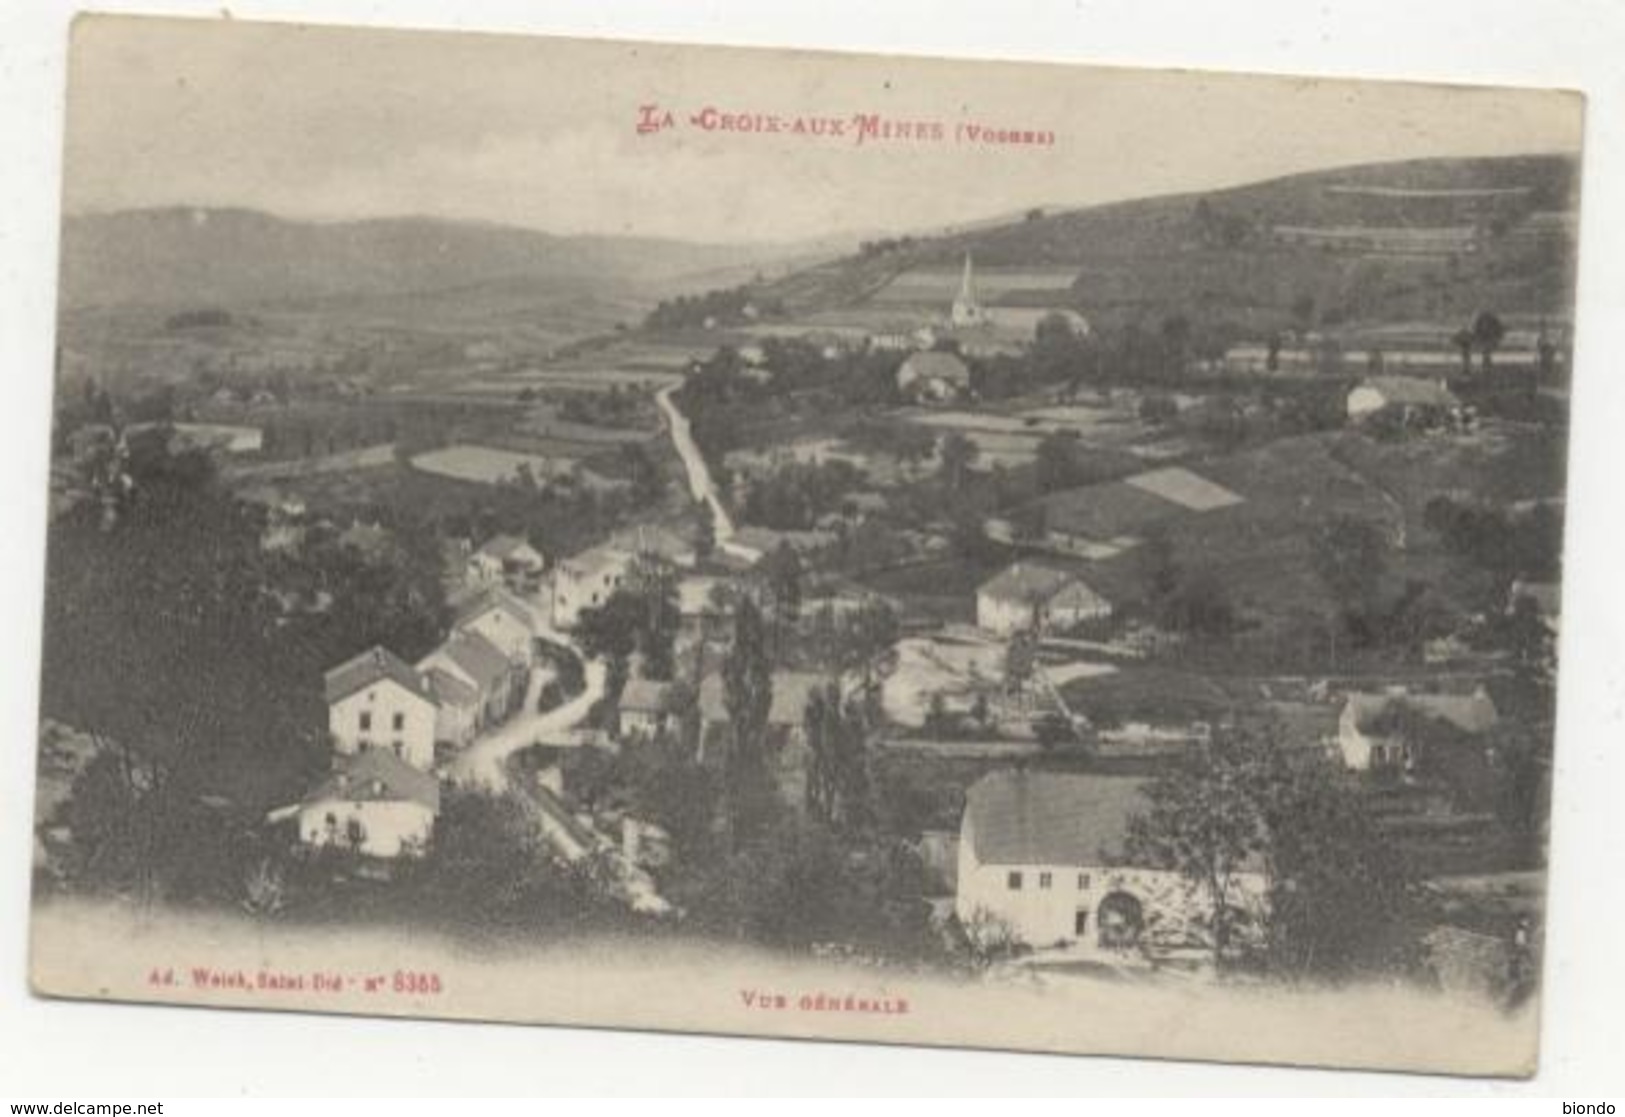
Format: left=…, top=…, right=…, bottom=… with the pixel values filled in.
left=35, top=155, right=1570, bottom=1003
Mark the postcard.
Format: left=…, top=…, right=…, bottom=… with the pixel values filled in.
left=32, top=13, right=1581, bottom=1076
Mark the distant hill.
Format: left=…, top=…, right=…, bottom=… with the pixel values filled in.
left=742, top=154, right=1581, bottom=332
left=57, top=207, right=831, bottom=311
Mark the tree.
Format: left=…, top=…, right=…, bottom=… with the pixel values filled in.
left=803, top=680, right=873, bottom=832
left=626, top=553, right=680, bottom=681
left=1035, top=431, right=1082, bottom=494
left=938, top=431, right=978, bottom=491
left=1129, top=729, right=1418, bottom=977
left=722, top=596, right=776, bottom=848
left=1313, top=515, right=1389, bottom=617
left=621, top=442, right=666, bottom=507
left=1126, top=734, right=1268, bottom=965
left=832, top=598, right=900, bottom=689
left=1471, top=311, right=1507, bottom=374
left=692, top=499, right=717, bottom=561
left=761, top=542, right=803, bottom=653
left=1158, top=568, right=1237, bottom=636
left=1259, top=761, right=1419, bottom=979
left=1003, top=630, right=1038, bottom=697
left=1451, top=327, right=1476, bottom=376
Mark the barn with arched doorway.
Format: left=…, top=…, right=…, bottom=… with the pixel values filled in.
left=954, top=769, right=1267, bottom=956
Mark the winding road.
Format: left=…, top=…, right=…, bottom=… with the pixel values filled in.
left=443, top=653, right=608, bottom=792
left=655, top=383, right=756, bottom=562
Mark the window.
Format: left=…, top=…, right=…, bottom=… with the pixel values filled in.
left=358, top=740, right=371, bottom=752
left=1039, top=872, right=1053, bottom=890
left=392, top=742, right=403, bottom=758
left=1074, top=910, right=1089, bottom=936
left=392, top=712, right=405, bottom=731
left=1007, top=871, right=1023, bottom=891
left=1078, top=873, right=1091, bottom=890
left=359, top=712, right=372, bottom=731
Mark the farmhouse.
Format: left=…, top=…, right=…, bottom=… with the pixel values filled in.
left=1337, top=688, right=1499, bottom=774
left=976, top=562, right=1112, bottom=637
left=452, top=586, right=536, bottom=667
left=323, top=646, right=439, bottom=771
left=956, top=769, right=1266, bottom=953
left=422, top=666, right=481, bottom=749
left=296, top=748, right=441, bottom=859
left=551, top=545, right=634, bottom=629
left=1346, top=376, right=1461, bottom=426
left=897, top=351, right=971, bottom=402
left=417, top=631, right=519, bottom=730
left=469, top=534, right=546, bottom=585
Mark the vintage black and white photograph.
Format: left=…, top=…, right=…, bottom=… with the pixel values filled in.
left=28, top=13, right=1583, bottom=1077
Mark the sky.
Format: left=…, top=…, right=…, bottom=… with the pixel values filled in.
left=62, top=15, right=1585, bottom=244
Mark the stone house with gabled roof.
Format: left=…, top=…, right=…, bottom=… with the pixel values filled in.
left=955, top=770, right=1266, bottom=954
left=976, top=562, right=1112, bottom=637
left=323, top=646, right=439, bottom=771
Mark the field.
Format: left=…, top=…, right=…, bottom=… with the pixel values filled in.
left=410, top=444, right=575, bottom=485
left=871, top=265, right=1083, bottom=306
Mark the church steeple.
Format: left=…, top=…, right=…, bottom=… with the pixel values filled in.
left=951, top=252, right=985, bottom=327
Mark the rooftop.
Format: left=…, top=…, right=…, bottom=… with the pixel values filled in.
left=1358, top=376, right=1461, bottom=407
left=303, top=748, right=441, bottom=813
left=323, top=646, right=435, bottom=707
left=978, top=562, right=1083, bottom=605
left=963, top=770, right=1149, bottom=868
left=432, top=630, right=513, bottom=690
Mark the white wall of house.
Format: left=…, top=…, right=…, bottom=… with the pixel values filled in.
left=1336, top=705, right=1408, bottom=772
left=432, top=698, right=478, bottom=749
left=1346, top=385, right=1388, bottom=420
left=977, top=592, right=1039, bottom=636
left=955, top=816, right=1265, bottom=952
left=467, top=554, right=504, bottom=584
left=298, top=797, right=434, bottom=859
left=552, top=551, right=633, bottom=629
left=328, top=682, right=437, bottom=771
left=458, top=607, right=534, bottom=666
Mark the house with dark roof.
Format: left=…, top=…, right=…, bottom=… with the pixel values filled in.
left=469, top=533, right=546, bottom=586
left=296, top=748, right=441, bottom=859
left=976, top=562, right=1112, bottom=637
left=1337, top=688, right=1499, bottom=774
left=417, top=631, right=521, bottom=731
left=955, top=770, right=1266, bottom=953
left=1346, top=376, right=1462, bottom=426
left=323, top=646, right=439, bottom=771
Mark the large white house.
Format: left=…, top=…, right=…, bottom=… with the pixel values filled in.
left=976, top=562, right=1112, bottom=636
left=324, top=646, right=439, bottom=771
left=296, top=748, right=441, bottom=859
left=551, top=545, right=634, bottom=629
left=956, top=770, right=1267, bottom=954
left=1336, top=688, right=1500, bottom=773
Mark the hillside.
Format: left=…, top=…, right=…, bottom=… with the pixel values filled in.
left=742, top=154, right=1581, bottom=332
left=57, top=207, right=827, bottom=311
